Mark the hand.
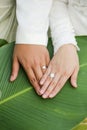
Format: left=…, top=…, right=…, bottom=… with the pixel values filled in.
left=10, top=44, right=50, bottom=95
left=39, top=44, right=79, bottom=98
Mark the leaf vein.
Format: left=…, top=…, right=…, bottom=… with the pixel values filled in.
left=0, top=87, right=32, bottom=105
left=80, top=63, right=87, bottom=68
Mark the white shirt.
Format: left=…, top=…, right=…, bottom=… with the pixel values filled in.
left=16, top=0, right=87, bottom=53
left=16, top=0, right=53, bottom=46
left=50, top=0, right=87, bottom=53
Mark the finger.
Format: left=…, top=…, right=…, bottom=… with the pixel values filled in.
left=71, top=67, right=79, bottom=88
left=39, top=75, right=53, bottom=96
left=10, top=58, right=19, bottom=82
left=46, top=53, right=50, bottom=66
left=24, top=66, right=41, bottom=95
left=40, top=64, right=51, bottom=85
left=42, top=74, right=61, bottom=99
left=33, top=64, right=43, bottom=82
left=49, top=75, right=68, bottom=98
left=41, top=52, right=50, bottom=74
left=41, top=65, right=47, bottom=74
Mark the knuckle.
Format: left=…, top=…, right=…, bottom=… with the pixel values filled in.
left=37, top=76, right=42, bottom=82
left=30, top=77, right=37, bottom=84
left=64, top=71, right=71, bottom=78
left=51, top=81, right=56, bottom=87
left=34, top=60, right=40, bottom=67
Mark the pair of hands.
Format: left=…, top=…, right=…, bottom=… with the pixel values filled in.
left=10, top=44, right=79, bottom=99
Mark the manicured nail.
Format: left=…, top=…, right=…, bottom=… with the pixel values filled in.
left=49, top=94, right=53, bottom=98
left=40, top=78, right=45, bottom=85
left=40, top=81, right=43, bottom=85
left=74, top=82, right=77, bottom=88
left=10, top=75, right=15, bottom=82
left=42, top=94, right=47, bottom=99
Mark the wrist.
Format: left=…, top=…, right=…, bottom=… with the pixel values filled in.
left=59, top=44, right=77, bottom=51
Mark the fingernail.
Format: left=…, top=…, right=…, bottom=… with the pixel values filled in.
left=42, top=94, right=47, bottom=99
left=10, top=75, right=15, bottom=82
left=40, top=81, right=43, bottom=85
left=74, top=82, right=77, bottom=88
left=49, top=94, right=53, bottom=98
left=40, top=89, right=44, bottom=94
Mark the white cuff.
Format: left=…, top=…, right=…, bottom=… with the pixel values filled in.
left=16, top=27, right=48, bottom=46
left=53, top=34, right=80, bottom=54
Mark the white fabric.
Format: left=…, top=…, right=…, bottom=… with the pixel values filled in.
left=0, top=0, right=87, bottom=54
left=0, top=0, right=17, bottom=42
left=16, top=0, right=87, bottom=53
left=16, top=0, right=53, bottom=46
left=50, top=0, right=87, bottom=53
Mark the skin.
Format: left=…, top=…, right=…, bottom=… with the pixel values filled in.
left=10, top=44, right=50, bottom=95
left=39, top=44, right=79, bottom=99
left=10, top=44, right=79, bottom=99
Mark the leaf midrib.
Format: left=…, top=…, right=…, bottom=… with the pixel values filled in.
left=0, top=87, right=32, bottom=105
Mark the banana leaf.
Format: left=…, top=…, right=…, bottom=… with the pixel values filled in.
left=0, top=39, right=8, bottom=47
left=0, top=36, right=87, bottom=130
left=72, top=118, right=87, bottom=130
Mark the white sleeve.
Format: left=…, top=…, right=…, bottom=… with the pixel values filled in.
left=50, top=0, right=79, bottom=54
left=16, top=0, right=53, bottom=46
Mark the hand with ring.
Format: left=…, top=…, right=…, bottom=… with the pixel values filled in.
left=39, top=44, right=79, bottom=99
left=10, top=44, right=50, bottom=95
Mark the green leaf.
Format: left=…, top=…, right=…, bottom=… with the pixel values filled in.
left=0, top=36, right=87, bottom=130
left=0, top=39, right=8, bottom=47
left=72, top=118, right=87, bottom=130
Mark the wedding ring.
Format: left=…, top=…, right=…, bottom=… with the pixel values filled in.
left=49, top=73, right=55, bottom=78
left=42, top=65, right=47, bottom=70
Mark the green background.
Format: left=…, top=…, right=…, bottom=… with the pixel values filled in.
left=0, top=37, right=87, bottom=130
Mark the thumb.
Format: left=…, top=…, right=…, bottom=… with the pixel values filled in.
left=71, top=67, right=79, bottom=88
left=10, top=57, right=19, bottom=82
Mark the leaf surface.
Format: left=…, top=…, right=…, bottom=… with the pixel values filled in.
left=0, top=37, right=87, bottom=130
